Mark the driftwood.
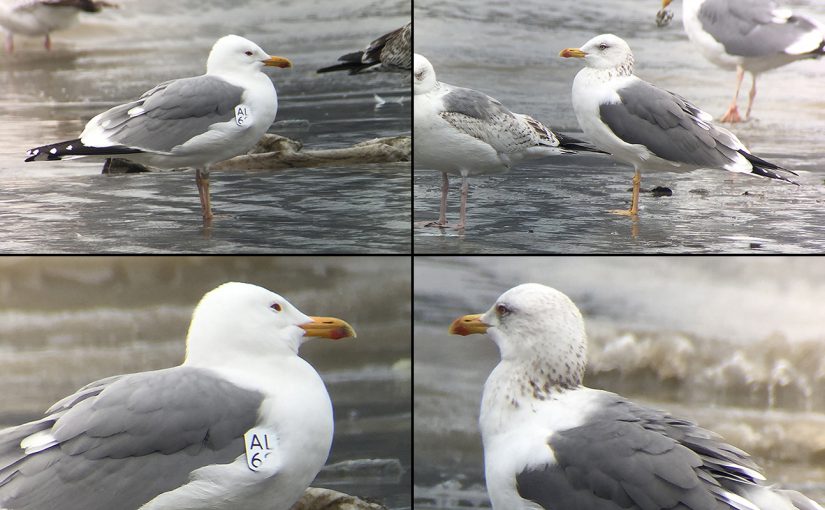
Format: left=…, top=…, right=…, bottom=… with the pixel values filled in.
left=290, top=488, right=388, bottom=510
left=102, top=134, right=410, bottom=174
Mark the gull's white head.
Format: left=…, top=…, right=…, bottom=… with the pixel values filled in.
left=184, top=282, right=355, bottom=367
left=206, top=34, right=292, bottom=77
left=414, top=53, right=437, bottom=95
left=450, top=283, right=587, bottom=388
left=560, top=34, right=634, bottom=73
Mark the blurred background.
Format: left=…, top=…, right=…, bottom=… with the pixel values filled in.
left=415, top=256, right=825, bottom=509
left=0, top=256, right=411, bottom=509
left=0, top=0, right=411, bottom=252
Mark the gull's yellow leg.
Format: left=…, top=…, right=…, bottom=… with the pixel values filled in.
left=609, top=169, right=640, bottom=217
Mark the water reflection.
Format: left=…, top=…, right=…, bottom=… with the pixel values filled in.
left=0, top=0, right=411, bottom=253
left=413, top=0, right=825, bottom=253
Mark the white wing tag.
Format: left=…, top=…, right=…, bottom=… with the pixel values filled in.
left=235, top=106, right=250, bottom=126
left=244, top=428, right=277, bottom=471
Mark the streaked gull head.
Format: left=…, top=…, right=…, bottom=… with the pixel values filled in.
left=413, top=53, right=437, bottom=95
left=450, top=283, right=587, bottom=387
left=561, top=33, right=635, bottom=74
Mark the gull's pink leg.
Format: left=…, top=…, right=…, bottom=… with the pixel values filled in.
left=745, top=73, right=757, bottom=120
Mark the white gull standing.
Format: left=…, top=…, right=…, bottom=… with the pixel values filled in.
left=659, top=0, right=825, bottom=123
left=414, top=53, right=601, bottom=229
left=25, top=34, right=292, bottom=224
left=0, top=281, right=356, bottom=510
left=449, top=282, right=824, bottom=510
left=0, top=0, right=115, bottom=52
left=559, top=34, right=797, bottom=217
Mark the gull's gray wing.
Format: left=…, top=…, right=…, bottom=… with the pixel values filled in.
left=697, top=0, right=825, bottom=57
left=599, top=78, right=796, bottom=182
left=439, top=84, right=561, bottom=155
left=0, top=366, right=263, bottom=510
left=84, top=74, right=245, bottom=153
left=600, top=79, right=742, bottom=167
left=516, top=393, right=764, bottom=510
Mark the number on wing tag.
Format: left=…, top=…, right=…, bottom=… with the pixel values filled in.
left=244, top=428, right=276, bottom=471
left=235, top=106, right=249, bottom=126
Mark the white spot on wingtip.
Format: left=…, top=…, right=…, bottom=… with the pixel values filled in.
left=20, top=430, right=57, bottom=455
left=127, top=106, right=145, bottom=117
left=66, top=145, right=73, bottom=151
left=49, top=148, right=57, bottom=154
left=772, top=8, right=792, bottom=23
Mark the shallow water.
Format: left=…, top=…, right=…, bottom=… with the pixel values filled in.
left=414, top=256, right=825, bottom=508
left=0, top=0, right=411, bottom=253
left=413, top=0, right=825, bottom=253
left=0, top=256, right=411, bottom=509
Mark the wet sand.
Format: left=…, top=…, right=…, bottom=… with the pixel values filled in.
left=0, top=0, right=411, bottom=253
left=413, top=0, right=825, bottom=253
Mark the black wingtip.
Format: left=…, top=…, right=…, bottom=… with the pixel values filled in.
left=737, top=149, right=799, bottom=185
left=751, top=166, right=800, bottom=186
left=26, top=139, right=142, bottom=162
left=556, top=132, right=609, bottom=154
left=317, top=51, right=372, bottom=74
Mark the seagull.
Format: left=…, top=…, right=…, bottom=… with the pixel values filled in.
left=414, top=53, right=602, bottom=229
left=449, top=282, right=824, bottom=510
left=660, top=0, right=825, bottom=123
left=0, top=0, right=116, bottom=52
left=559, top=33, right=797, bottom=217
left=0, top=281, right=356, bottom=510
left=317, top=22, right=411, bottom=74
left=25, top=34, right=292, bottom=224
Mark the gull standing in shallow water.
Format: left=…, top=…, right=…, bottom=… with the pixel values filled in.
left=0, top=282, right=356, bottom=510
left=450, top=282, right=824, bottom=510
left=25, top=34, right=292, bottom=223
left=414, top=53, right=601, bottom=229
left=559, top=34, right=797, bottom=217
left=0, top=0, right=116, bottom=52
left=659, top=0, right=825, bottom=123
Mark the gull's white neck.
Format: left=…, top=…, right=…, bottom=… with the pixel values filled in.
left=481, top=359, right=583, bottom=436
left=185, top=324, right=302, bottom=366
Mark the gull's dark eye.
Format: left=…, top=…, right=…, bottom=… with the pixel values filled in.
left=271, top=303, right=282, bottom=312
left=245, top=50, right=253, bottom=56
left=598, top=43, right=608, bottom=50
left=496, top=304, right=511, bottom=316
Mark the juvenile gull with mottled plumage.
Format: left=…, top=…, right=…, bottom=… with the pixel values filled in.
left=317, top=22, right=410, bottom=74
left=25, top=34, right=292, bottom=223
left=659, top=0, right=825, bottom=123
left=414, top=53, right=601, bottom=229
left=0, top=282, right=356, bottom=510
left=450, top=282, right=823, bottom=510
left=559, top=34, right=797, bottom=217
